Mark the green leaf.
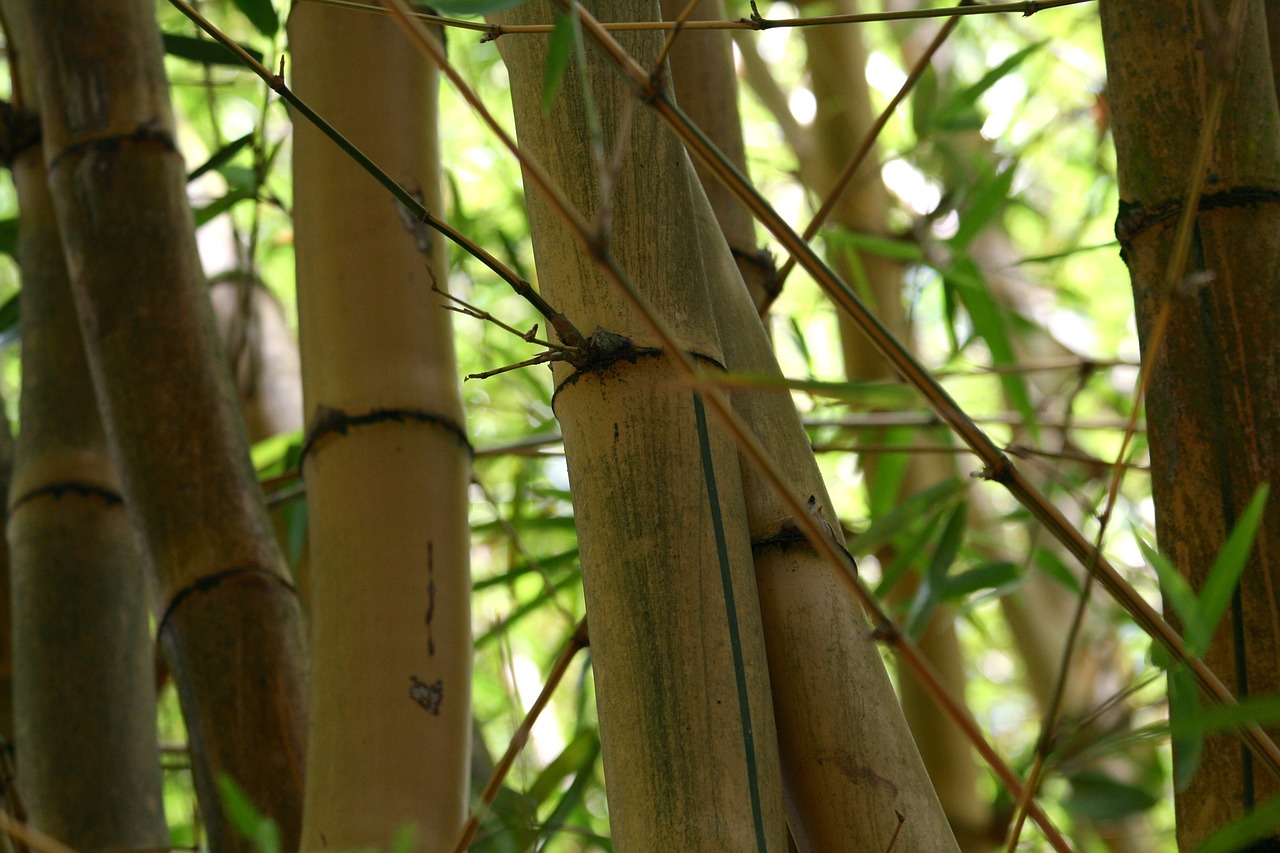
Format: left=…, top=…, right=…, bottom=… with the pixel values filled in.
left=233, top=0, right=279, bottom=37
left=931, top=41, right=1045, bottom=130
left=1194, top=793, right=1280, bottom=852
left=1017, top=241, right=1119, bottom=265
left=1032, top=546, right=1081, bottom=595
left=162, top=32, right=264, bottom=66
left=874, top=509, right=945, bottom=598
left=1192, top=483, right=1269, bottom=654
left=910, top=64, right=940, bottom=139
left=433, top=0, right=535, bottom=14
left=1170, top=689, right=1280, bottom=739
left=950, top=162, right=1016, bottom=252
left=528, top=728, right=599, bottom=805
left=216, top=775, right=281, bottom=853
left=193, top=189, right=257, bottom=228
left=1168, top=667, right=1204, bottom=790
left=542, top=12, right=576, bottom=114
left=940, top=560, right=1020, bottom=601
left=866, top=425, right=913, bottom=518
left=944, top=259, right=1037, bottom=433
left=1063, top=770, right=1158, bottom=821
left=388, top=823, right=417, bottom=853
left=188, top=134, right=255, bottom=182
left=0, top=218, right=17, bottom=257
left=472, top=786, right=539, bottom=853
left=823, top=228, right=924, bottom=262
left=476, top=571, right=581, bottom=646
left=904, top=500, right=967, bottom=637
left=787, top=316, right=815, bottom=375
left=849, top=477, right=967, bottom=558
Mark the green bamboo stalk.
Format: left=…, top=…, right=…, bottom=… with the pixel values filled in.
left=0, top=3, right=309, bottom=849
left=492, top=2, right=789, bottom=848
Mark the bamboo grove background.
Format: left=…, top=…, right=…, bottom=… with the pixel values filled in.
left=0, top=0, right=1273, bottom=851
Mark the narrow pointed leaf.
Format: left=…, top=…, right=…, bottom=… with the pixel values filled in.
left=1137, top=533, right=1201, bottom=644
left=542, top=12, right=575, bottom=114
left=931, top=41, right=1045, bottom=130
left=162, top=32, right=264, bottom=66
left=232, top=0, right=278, bottom=36
left=1193, top=483, right=1269, bottom=654
left=188, top=133, right=255, bottom=182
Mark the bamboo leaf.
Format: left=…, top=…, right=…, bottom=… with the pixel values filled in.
left=472, top=787, right=538, bottom=853
left=945, top=259, right=1037, bottom=433
left=1062, top=770, right=1158, bottom=821
left=1168, top=667, right=1204, bottom=789
left=865, top=425, right=913, bottom=518
left=950, top=163, right=1017, bottom=252
left=537, top=733, right=601, bottom=844
left=1017, top=241, right=1119, bottom=265
left=162, top=32, right=264, bottom=66
left=0, top=218, right=17, bottom=257
left=1194, top=793, right=1280, bottom=853
left=1137, top=533, right=1200, bottom=643
left=931, top=41, right=1045, bottom=130
left=232, top=0, right=279, bottom=37
left=823, top=228, right=924, bottom=262
left=528, top=728, right=599, bottom=806
left=1032, top=546, right=1082, bottom=595
left=542, top=12, right=576, bottom=115
left=188, top=133, right=255, bottom=182
left=475, top=571, right=580, bottom=647
left=904, top=500, right=967, bottom=637
left=850, top=477, right=967, bottom=557
left=193, top=189, right=257, bottom=227
left=940, top=560, right=1020, bottom=601
left=216, top=775, right=281, bottom=853
left=875, top=508, right=945, bottom=598
left=1169, top=689, right=1280, bottom=738
left=1192, top=483, right=1269, bottom=654
left=388, top=823, right=417, bottom=853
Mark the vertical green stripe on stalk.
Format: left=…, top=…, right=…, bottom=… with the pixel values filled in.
left=691, top=391, right=767, bottom=853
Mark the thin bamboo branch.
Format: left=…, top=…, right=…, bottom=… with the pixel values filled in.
left=450, top=619, right=589, bottom=853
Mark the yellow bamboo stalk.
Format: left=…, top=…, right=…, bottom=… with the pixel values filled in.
left=290, top=6, right=472, bottom=850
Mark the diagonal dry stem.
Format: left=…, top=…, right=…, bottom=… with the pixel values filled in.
left=450, top=618, right=590, bottom=853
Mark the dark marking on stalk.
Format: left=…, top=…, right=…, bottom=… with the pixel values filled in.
left=409, top=675, right=444, bottom=715
left=47, top=122, right=178, bottom=172
left=157, top=566, right=299, bottom=635
left=550, top=328, right=725, bottom=402
left=11, top=481, right=124, bottom=511
left=301, top=404, right=472, bottom=464
left=1115, top=188, right=1280, bottom=257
